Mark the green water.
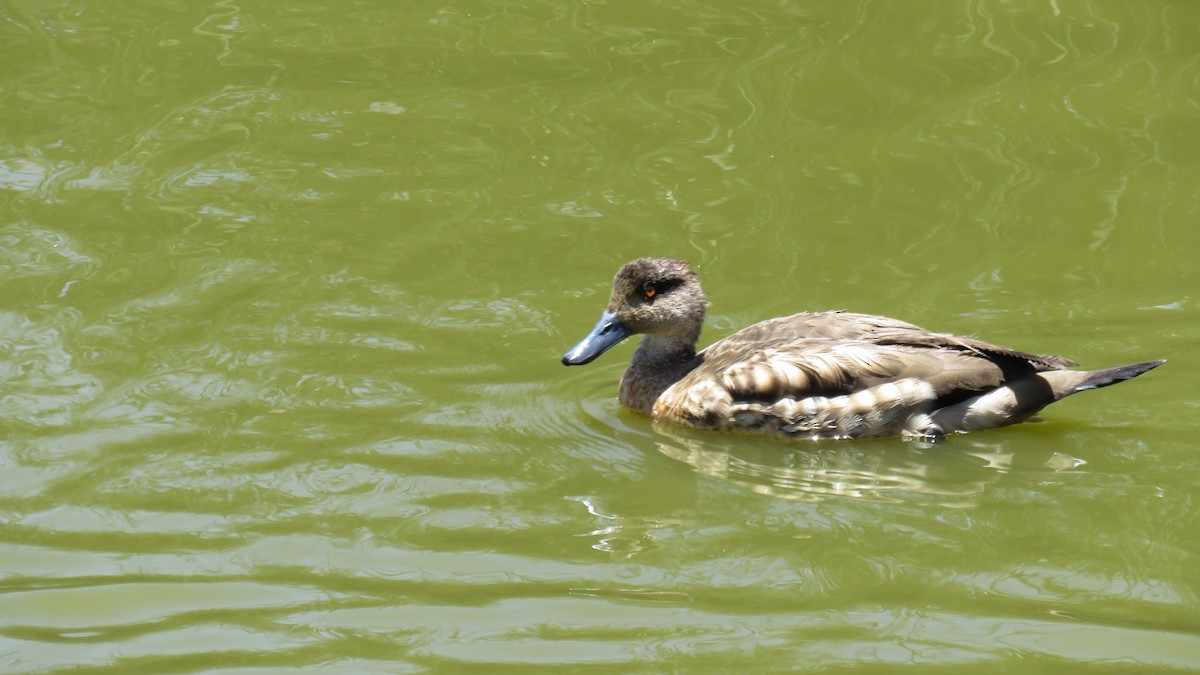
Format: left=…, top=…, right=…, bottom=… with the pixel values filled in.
left=2, top=1, right=1198, bottom=672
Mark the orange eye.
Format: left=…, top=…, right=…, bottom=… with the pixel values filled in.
left=644, top=286, right=656, bottom=299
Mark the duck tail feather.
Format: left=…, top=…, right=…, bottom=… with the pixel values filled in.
left=1069, top=359, right=1166, bottom=394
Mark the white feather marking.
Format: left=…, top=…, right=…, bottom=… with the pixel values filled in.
left=751, top=364, right=774, bottom=392
left=798, top=397, right=821, bottom=415
left=776, top=361, right=808, bottom=390
left=874, top=381, right=901, bottom=405
left=849, top=388, right=877, bottom=413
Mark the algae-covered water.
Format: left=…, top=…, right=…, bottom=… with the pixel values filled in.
left=2, top=1, right=1198, bottom=672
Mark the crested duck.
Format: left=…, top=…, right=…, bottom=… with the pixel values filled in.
left=562, top=258, right=1163, bottom=440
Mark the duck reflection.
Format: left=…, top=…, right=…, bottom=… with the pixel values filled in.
left=650, top=421, right=1049, bottom=505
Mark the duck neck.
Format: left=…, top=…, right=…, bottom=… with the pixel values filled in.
left=619, top=333, right=700, bottom=415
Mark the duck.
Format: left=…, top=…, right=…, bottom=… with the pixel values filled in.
left=561, top=258, right=1164, bottom=441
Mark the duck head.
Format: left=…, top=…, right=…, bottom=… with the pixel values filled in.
left=562, top=258, right=707, bottom=366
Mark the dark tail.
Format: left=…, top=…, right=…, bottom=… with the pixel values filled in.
left=1071, top=359, right=1165, bottom=394
left=931, top=359, right=1165, bottom=434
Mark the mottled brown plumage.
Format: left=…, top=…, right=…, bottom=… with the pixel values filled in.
left=562, top=258, right=1164, bottom=440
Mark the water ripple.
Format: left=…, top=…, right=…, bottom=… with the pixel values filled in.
left=1, top=0, right=1197, bottom=671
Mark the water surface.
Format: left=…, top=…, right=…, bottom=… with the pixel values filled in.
left=2, top=1, right=1198, bottom=672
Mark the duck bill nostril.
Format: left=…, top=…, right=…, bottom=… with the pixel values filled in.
left=562, top=310, right=631, bottom=366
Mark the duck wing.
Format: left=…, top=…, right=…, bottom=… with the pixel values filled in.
left=654, top=312, right=1077, bottom=434
left=720, top=312, right=1076, bottom=370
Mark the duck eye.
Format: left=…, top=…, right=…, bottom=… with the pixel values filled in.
left=644, top=286, right=656, bottom=299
